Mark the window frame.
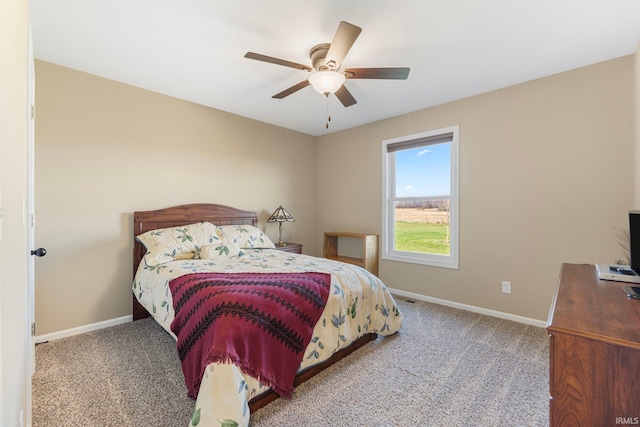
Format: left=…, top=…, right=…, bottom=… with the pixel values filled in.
left=381, top=125, right=459, bottom=269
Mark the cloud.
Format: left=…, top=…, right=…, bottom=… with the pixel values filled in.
left=404, top=185, right=414, bottom=190
left=417, top=148, right=431, bottom=156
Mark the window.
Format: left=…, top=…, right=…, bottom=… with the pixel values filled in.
left=382, top=126, right=459, bottom=268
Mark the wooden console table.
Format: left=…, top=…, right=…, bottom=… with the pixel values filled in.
left=323, top=232, right=378, bottom=275
left=546, top=263, right=640, bottom=426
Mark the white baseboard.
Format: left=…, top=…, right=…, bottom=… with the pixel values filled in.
left=35, top=315, right=133, bottom=344
left=388, top=288, right=547, bottom=328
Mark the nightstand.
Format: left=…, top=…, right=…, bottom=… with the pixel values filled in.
left=273, top=242, right=303, bottom=254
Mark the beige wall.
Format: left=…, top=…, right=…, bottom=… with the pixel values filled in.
left=0, top=0, right=29, bottom=425
left=317, top=56, right=635, bottom=321
left=35, top=61, right=317, bottom=335
left=36, top=53, right=636, bottom=333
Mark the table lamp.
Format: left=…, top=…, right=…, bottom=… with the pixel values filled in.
left=267, top=205, right=295, bottom=247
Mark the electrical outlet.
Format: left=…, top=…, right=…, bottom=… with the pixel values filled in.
left=501, top=281, right=512, bottom=294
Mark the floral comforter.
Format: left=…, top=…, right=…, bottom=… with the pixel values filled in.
left=133, top=249, right=403, bottom=427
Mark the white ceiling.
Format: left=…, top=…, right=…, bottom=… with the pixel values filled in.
left=31, top=0, right=640, bottom=137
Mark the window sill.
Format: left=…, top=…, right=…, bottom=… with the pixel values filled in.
left=382, top=251, right=458, bottom=269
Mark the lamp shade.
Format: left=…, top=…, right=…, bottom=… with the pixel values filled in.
left=267, top=205, right=295, bottom=223
left=308, top=70, right=345, bottom=95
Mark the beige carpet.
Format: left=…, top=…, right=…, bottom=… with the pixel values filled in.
left=33, top=298, right=549, bottom=426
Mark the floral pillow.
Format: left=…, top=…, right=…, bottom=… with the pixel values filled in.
left=200, top=242, right=243, bottom=259
left=137, top=222, right=220, bottom=266
left=216, top=225, right=276, bottom=249
left=202, top=222, right=224, bottom=246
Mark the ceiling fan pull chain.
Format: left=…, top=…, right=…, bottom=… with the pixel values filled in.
left=326, top=93, right=331, bottom=129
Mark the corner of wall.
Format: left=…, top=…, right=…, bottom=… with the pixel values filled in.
left=0, top=1, right=30, bottom=426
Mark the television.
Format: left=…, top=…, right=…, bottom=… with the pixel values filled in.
left=630, top=211, right=640, bottom=274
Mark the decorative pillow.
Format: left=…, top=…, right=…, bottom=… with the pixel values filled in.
left=137, top=222, right=218, bottom=266
left=202, top=222, right=224, bottom=246
left=216, top=225, right=276, bottom=249
left=199, top=242, right=243, bottom=259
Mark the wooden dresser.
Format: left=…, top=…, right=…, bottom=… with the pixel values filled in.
left=546, top=263, right=640, bottom=426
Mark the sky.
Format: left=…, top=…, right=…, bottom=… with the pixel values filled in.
left=395, top=142, right=450, bottom=198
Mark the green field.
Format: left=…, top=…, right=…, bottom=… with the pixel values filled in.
left=395, top=221, right=450, bottom=255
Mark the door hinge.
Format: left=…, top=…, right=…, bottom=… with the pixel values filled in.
left=31, top=322, right=35, bottom=337
left=31, top=105, right=35, bottom=119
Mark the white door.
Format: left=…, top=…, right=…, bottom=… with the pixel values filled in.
left=26, top=23, right=46, bottom=427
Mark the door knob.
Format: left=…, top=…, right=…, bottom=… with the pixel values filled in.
left=31, top=248, right=47, bottom=257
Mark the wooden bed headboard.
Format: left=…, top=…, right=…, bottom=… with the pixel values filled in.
left=132, top=203, right=257, bottom=319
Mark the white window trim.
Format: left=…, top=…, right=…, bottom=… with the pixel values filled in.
left=381, top=125, right=459, bottom=269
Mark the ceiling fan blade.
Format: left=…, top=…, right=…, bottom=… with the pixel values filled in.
left=344, top=67, right=410, bottom=80
left=334, top=85, right=357, bottom=107
left=272, top=80, right=310, bottom=99
left=244, top=52, right=313, bottom=72
left=324, top=21, right=362, bottom=70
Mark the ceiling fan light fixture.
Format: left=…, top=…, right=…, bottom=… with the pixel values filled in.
left=308, top=70, right=345, bottom=95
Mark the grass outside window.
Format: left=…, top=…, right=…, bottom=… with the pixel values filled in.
left=394, top=221, right=450, bottom=255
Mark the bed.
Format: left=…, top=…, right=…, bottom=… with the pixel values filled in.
left=132, top=203, right=403, bottom=427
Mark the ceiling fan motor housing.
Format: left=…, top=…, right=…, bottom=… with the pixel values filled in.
left=310, top=43, right=332, bottom=70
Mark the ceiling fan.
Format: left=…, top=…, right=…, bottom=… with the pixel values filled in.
left=244, top=21, right=410, bottom=108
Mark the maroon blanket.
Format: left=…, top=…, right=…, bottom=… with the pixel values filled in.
left=169, top=272, right=331, bottom=399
